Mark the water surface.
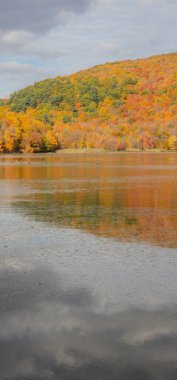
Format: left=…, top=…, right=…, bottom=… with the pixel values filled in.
left=0, top=152, right=177, bottom=379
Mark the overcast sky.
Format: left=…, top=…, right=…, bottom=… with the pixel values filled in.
left=0, top=0, right=176, bottom=97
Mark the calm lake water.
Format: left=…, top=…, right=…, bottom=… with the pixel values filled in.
left=0, top=152, right=177, bottom=380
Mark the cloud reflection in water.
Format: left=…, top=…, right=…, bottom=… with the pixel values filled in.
left=1, top=259, right=177, bottom=380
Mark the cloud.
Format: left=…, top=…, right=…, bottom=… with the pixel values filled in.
left=0, top=0, right=177, bottom=97
left=0, top=61, right=37, bottom=73
left=0, top=0, right=96, bottom=33
left=0, top=61, right=54, bottom=98
left=1, top=31, right=33, bottom=45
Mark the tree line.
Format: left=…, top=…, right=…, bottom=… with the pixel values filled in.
left=0, top=52, right=177, bottom=153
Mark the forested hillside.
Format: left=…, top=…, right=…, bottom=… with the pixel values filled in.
left=0, top=52, right=177, bottom=152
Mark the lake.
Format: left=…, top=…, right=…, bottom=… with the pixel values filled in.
left=0, top=152, right=177, bottom=380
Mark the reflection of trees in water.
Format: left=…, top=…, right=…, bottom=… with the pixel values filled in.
left=2, top=153, right=177, bottom=247
left=12, top=190, right=129, bottom=229
left=12, top=186, right=177, bottom=247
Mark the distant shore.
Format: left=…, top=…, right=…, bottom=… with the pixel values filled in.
left=0, top=148, right=177, bottom=155
left=55, top=148, right=176, bottom=154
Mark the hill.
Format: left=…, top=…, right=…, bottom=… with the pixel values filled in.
left=0, top=52, right=177, bottom=152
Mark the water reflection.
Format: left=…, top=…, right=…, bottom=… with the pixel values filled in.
left=1, top=153, right=177, bottom=379
left=2, top=280, right=177, bottom=380
left=0, top=153, right=176, bottom=247
left=1, top=220, right=177, bottom=380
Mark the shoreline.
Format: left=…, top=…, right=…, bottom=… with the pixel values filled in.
left=0, top=148, right=177, bottom=155
left=55, top=148, right=177, bottom=154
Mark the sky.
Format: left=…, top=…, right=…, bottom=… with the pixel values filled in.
left=0, top=0, right=177, bottom=97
